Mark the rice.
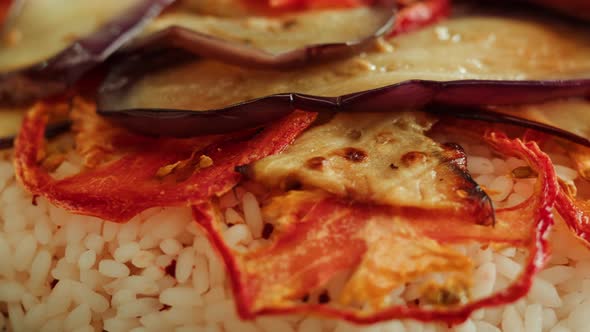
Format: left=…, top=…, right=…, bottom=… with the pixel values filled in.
left=2, top=138, right=590, bottom=332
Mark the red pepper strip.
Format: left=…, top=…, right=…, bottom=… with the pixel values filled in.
left=0, top=0, right=12, bottom=26
left=192, top=131, right=557, bottom=324
left=243, top=0, right=449, bottom=36
left=555, top=189, right=590, bottom=245
left=15, top=102, right=316, bottom=222
left=389, top=0, right=450, bottom=37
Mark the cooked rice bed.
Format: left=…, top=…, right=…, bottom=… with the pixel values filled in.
left=1, top=137, right=590, bottom=332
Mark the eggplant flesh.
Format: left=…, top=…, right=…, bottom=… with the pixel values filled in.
left=98, top=9, right=590, bottom=137
left=0, top=0, right=174, bottom=104
left=126, top=1, right=395, bottom=69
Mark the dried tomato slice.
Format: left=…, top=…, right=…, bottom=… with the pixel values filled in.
left=15, top=101, right=316, bottom=222
left=192, top=130, right=556, bottom=324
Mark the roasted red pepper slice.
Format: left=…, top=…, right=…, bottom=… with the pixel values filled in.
left=555, top=187, right=590, bottom=246
left=14, top=100, right=315, bottom=222
left=192, top=130, right=556, bottom=324
left=390, top=0, right=450, bottom=37
left=246, top=0, right=450, bottom=35
left=0, top=0, right=12, bottom=26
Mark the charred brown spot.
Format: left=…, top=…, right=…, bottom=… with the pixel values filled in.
left=301, top=294, right=310, bottom=302
left=165, top=260, right=177, bottom=278
left=262, top=223, right=274, bottom=240
left=423, top=287, right=464, bottom=306
left=159, top=304, right=172, bottom=311
left=281, top=19, right=298, bottom=29
left=401, top=151, right=427, bottom=166
left=283, top=176, right=303, bottom=191
left=306, top=156, right=326, bottom=170
left=318, top=291, right=331, bottom=304
left=389, top=163, right=399, bottom=170
left=31, top=195, right=39, bottom=206
left=50, top=279, right=58, bottom=289
left=339, top=147, right=368, bottom=163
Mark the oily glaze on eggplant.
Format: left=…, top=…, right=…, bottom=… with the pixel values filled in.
left=98, top=8, right=590, bottom=137
left=124, top=0, right=396, bottom=69
left=0, top=0, right=174, bottom=104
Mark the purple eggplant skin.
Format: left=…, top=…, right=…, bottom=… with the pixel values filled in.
left=0, top=120, right=71, bottom=150
left=98, top=70, right=590, bottom=138
left=429, top=105, right=590, bottom=148
left=0, top=0, right=175, bottom=105
left=123, top=0, right=396, bottom=70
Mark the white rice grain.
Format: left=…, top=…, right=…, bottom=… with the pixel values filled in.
left=542, top=308, right=558, bottom=331
left=33, top=218, right=52, bottom=245
left=73, top=326, right=95, bottom=332
left=472, top=262, right=496, bottom=299
left=79, top=268, right=109, bottom=291
left=192, top=253, right=210, bottom=294
left=176, top=248, right=195, bottom=283
left=23, top=303, right=47, bottom=331
left=0, top=280, right=25, bottom=302
left=142, top=265, right=165, bottom=281
left=28, top=249, right=51, bottom=293
left=14, top=234, right=37, bottom=272
left=468, top=156, right=495, bottom=174
left=524, top=304, right=542, bottom=332
left=117, top=298, right=162, bottom=318
left=103, top=317, right=141, bottom=332
left=204, top=299, right=236, bottom=322
left=494, top=254, right=522, bottom=280
left=554, top=165, right=578, bottom=182
left=223, top=224, right=253, bottom=247
left=299, top=318, right=322, bottom=332
left=78, top=250, right=96, bottom=270
left=528, top=278, right=562, bottom=308
left=64, top=242, right=85, bottom=264
left=160, top=238, right=183, bottom=256
left=21, top=292, right=39, bottom=311
left=119, top=276, right=159, bottom=296
left=160, top=287, right=204, bottom=307
left=65, top=221, right=86, bottom=243
left=473, top=321, right=501, bottom=332
left=64, top=303, right=91, bottom=331
left=488, top=175, right=513, bottom=201
left=258, top=318, right=295, bottom=332
left=102, top=222, right=119, bottom=242
left=242, top=192, right=263, bottom=238
left=111, top=289, right=136, bottom=307
left=565, top=299, right=590, bottom=331
left=501, top=306, right=524, bottom=332
left=8, top=302, right=25, bottom=332
left=454, top=319, right=476, bottom=332
left=131, top=250, right=156, bottom=268
left=114, top=242, right=140, bottom=263
left=161, top=306, right=204, bottom=326
left=0, top=233, right=13, bottom=278
left=83, top=234, right=104, bottom=254
left=98, top=259, right=130, bottom=278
